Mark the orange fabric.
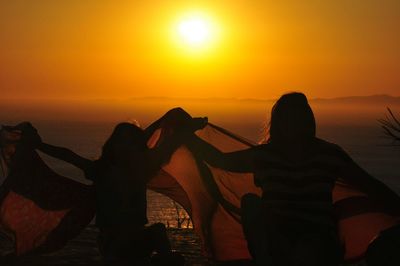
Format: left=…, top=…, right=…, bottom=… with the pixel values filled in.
left=0, top=191, right=68, bottom=255
left=338, top=213, right=398, bottom=261
left=0, top=126, right=95, bottom=256
left=332, top=182, right=400, bottom=261
left=147, top=125, right=260, bottom=260
left=151, top=124, right=400, bottom=262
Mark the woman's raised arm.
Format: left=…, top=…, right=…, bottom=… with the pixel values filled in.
left=144, top=108, right=190, bottom=141
left=10, top=123, right=93, bottom=175
left=186, top=135, right=255, bottom=173
left=38, top=143, right=93, bottom=172
left=339, top=148, right=400, bottom=205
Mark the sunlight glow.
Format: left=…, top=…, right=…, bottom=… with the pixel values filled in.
left=178, top=18, right=210, bottom=45
left=172, top=12, right=220, bottom=54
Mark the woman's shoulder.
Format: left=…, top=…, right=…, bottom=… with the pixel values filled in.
left=84, top=159, right=101, bottom=181
left=251, top=143, right=284, bottom=160
left=253, top=143, right=274, bottom=152
left=314, top=138, right=349, bottom=159
left=314, top=138, right=340, bottom=148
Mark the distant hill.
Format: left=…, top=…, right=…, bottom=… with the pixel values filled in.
left=1, top=94, right=399, bottom=123
left=127, top=94, right=400, bottom=105
left=311, top=94, right=400, bottom=105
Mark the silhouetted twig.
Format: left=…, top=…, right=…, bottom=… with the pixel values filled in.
left=378, top=108, right=400, bottom=144
left=172, top=201, right=193, bottom=228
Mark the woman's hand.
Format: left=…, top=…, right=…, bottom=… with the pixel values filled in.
left=163, top=108, right=191, bottom=124
left=163, top=108, right=207, bottom=132
left=17, top=122, right=42, bottom=148
left=190, top=117, right=208, bottom=131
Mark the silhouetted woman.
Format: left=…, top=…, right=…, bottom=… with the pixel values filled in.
left=29, top=108, right=204, bottom=266
left=187, top=92, right=400, bottom=266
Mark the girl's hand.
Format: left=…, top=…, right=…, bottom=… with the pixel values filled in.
left=163, top=108, right=207, bottom=131
left=190, top=117, right=208, bottom=131
left=18, top=122, right=42, bottom=148
left=164, top=108, right=191, bottom=123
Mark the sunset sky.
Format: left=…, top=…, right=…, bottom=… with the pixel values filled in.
left=1, top=0, right=399, bottom=102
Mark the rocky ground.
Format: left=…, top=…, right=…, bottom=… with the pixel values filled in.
left=1, top=226, right=365, bottom=266
left=1, top=226, right=213, bottom=266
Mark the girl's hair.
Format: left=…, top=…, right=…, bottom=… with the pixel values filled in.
left=99, top=122, right=147, bottom=164
left=267, top=92, right=316, bottom=144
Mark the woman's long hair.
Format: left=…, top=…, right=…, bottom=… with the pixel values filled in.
left=267, top=92, right=316, bottom=146
left=98, top=122, right=147, bottom=166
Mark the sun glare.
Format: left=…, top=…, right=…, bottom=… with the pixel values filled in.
left=173, top=12, right=219, bottom=53
left=178, top=18, right=210, bottom=45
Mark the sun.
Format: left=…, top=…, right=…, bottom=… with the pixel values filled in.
left=174, top=13, right=218, bottom=51
left=178, top=18, right=210, bottom=45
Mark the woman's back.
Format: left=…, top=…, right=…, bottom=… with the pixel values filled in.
left=90, top=156, right=153, bottom=229
left=253, top=138, right=349, bottom=228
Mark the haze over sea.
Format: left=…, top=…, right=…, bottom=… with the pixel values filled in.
left=2, top=95, right=400, bottom=227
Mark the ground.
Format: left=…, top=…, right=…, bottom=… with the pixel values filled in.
left=1, top=226, right=211, bottom=266
left=1, top=226, right=366, bottom=266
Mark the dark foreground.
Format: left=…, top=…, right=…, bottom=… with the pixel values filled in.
left=1, top=226, right=365, bottom=266
left=1, top=226, right=213, bottom=266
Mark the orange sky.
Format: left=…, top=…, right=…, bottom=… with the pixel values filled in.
left=1, top=1, right=399, bottom=101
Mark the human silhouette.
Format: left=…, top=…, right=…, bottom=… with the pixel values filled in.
left=186, top=92, right=400, bottom=266
left=26, top=108, right=205, bottom=266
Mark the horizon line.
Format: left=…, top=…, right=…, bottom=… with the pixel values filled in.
left=2, top=93, right=400, bottom=103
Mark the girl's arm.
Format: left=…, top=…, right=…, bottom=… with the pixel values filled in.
left=144, top=116, right=164, bottom=142
left=146, top=130, right=189, bottom=168
left=38, top=143, right=92, bottom=172
left=146, top=116, right=207, bottom=166
left=339, top=148, right=400, bottom=204
left=9, top=123, right=93, bottom=177
left=144, top=108, right=190, bottom=141
left=19, top=122, right=93, bottom=172
left=186, top=135, right=255, bottom=173
left=143, top=113, right=208, bottom=178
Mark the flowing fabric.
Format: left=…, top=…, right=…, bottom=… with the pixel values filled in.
left=1, top=122, right=400, bottom=262
left=0, top=128, right=95, bottom=256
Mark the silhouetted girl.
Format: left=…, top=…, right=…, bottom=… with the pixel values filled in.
left=187, top=92, right=400, bottom=266
left=30, top=108, right=204, bottom=266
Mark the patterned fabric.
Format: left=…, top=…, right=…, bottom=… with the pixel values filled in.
left=0, top=191, right=67, bottom=254
left=0, top=126, right=95, bottom=256
left=152, top=124, right=400, bottom=262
